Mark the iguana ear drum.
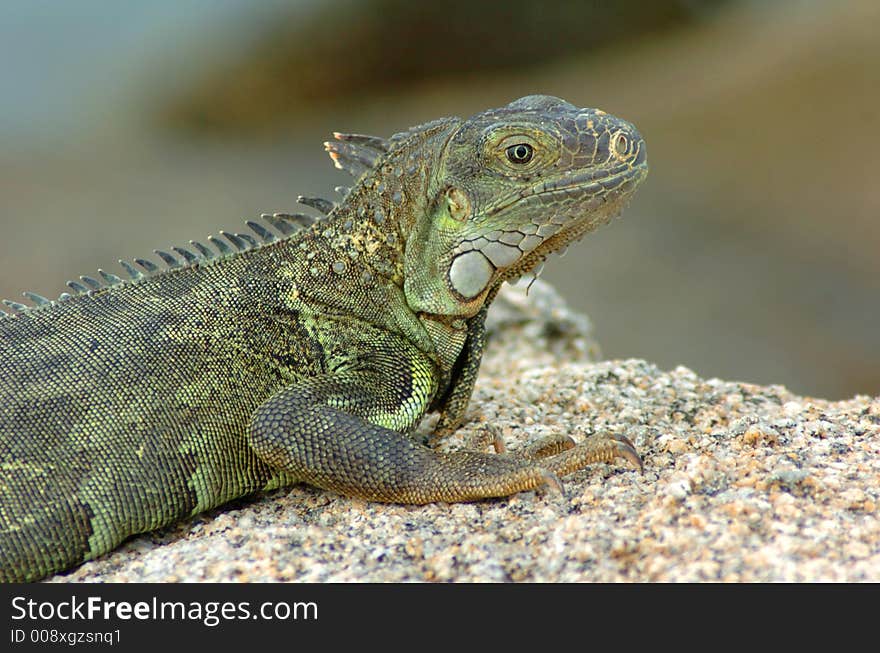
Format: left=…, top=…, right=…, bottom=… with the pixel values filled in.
left=446, top=187, right=470, bottom=222
left=448, top=251, right=494, bottom=299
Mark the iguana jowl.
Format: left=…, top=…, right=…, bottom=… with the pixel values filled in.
left=0, top=95, right=648, bottom=582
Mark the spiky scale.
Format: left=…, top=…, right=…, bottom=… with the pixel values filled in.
left=190, top=241, right=215, bottom=260
left=220, top=231, right=246, bottom=251
left=2, top=299, right=28, bottom=312
left=263, top=214, right=296, bottom=236
left=57, top=292, right=72, bottom=301
left=289, top=213, right=316, bottom=228
left=208, top=235, right=232, bottom=255
left=119, top=260, right=144, bottom=280
left=134, top=258, right=158, bottom=273
left=325, top=150, right=367, bottom=177
left=172, top=247, right=199, bottom=264
left=22, top=291, right=51, bottom=306
left=335, top=186, right=351, bottom=198
left=269, top=212, right=315, bottom=234
left=298, top=196, right=336, bottom=215
left=154, top=250, right=181, bottom=269
left=324, top=141, right=378, bottom=177
left=332, top=132, right=389, bottom=152
left=236, top=233, right=258, bottom=248
left=66, top=280, right=89, bottom=293
left=98, top=270, right=123, bottom=285
left=246, top=220, right=276, bottom=243
left=80, top=276, right=102, bottom=290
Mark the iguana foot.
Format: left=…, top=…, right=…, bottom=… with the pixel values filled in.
left=535, top=432, right=644, bottom=476
left=474, top=424, right=637, bottom=468
left=430, top=431, right=641, bottom=502
left=458, top=424, right=576, bottom=459
left=513, top=433, right=577, bottom=460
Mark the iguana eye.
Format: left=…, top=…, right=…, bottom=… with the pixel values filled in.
left=506, top=143, right=533, bottom=164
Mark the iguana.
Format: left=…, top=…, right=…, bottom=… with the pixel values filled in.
left=0, top=95, right=648, bottom=582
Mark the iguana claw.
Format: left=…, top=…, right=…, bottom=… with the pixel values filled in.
left=610, top=433, right=644, bottom=474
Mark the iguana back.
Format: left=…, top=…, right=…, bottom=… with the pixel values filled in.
left=0, top=252, right=300, bottom=579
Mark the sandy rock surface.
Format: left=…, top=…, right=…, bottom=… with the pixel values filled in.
left=51, top=281, right=879, bottom=582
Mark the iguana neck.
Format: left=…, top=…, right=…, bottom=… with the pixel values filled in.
left=304, top=118, right=457, bottom=289
left=270, top=119, right=461, bottom=363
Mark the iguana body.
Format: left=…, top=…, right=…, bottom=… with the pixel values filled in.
left=0, top=96, right=647, bottom=582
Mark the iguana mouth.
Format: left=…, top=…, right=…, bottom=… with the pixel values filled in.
left=489, top=157, right=648, bottom=217
left=476, top=160, right=649, bottom=281
left=446, top=160, right=647, bottom=299
left=538, top=159, right=647, bottom=198
left=527, top=172, right=646, bottom=239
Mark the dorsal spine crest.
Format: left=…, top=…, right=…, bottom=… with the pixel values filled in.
left=0, top=210, right=333, bottom=319
left=0, top=123, right=410, bottom=320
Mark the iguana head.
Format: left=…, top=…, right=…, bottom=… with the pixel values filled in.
left=403, top=94, right=648, bottom=319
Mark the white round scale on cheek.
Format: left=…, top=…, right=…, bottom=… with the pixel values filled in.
left=448, top=250, right=495, bottom=299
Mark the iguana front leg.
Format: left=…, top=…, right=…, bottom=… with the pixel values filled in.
left=248, top=370, right=553, bottom=503
left=248, top=344, right=640, bottom=504
left=429, top=295, right=494, bottom=444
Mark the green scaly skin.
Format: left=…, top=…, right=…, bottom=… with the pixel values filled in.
left=0, top=95, right=648, bottom=582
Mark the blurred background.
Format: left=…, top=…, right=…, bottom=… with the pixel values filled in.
left=1, top=0, right=877, bottom=399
